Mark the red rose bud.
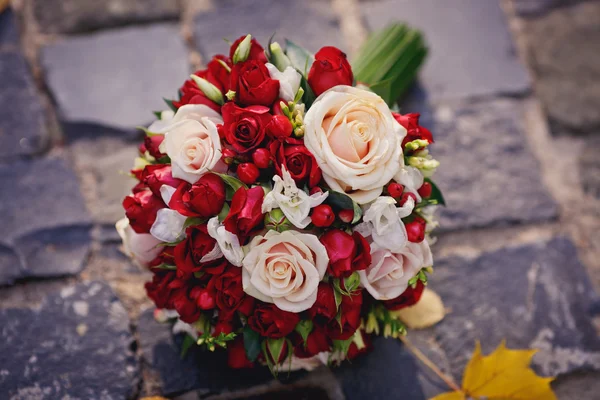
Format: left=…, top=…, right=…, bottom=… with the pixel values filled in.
left=383, top=281, right=425, bottom=310
left=387, top=182, right=404, bottom=199
left=405, top=216, right=426, bottom=243
left=265, top=115, right=293, bottom=138
left=309, top=186, right=323, bottom=196
left=308, top=46, right=354, bottom=96
left=338, top=209, right=354, bottom=223
left=418, top=182, right=433, bottom=198
left=311, top=204, right=335, bottom=227
left=271, top=98, right=286, bottom=116
left=229, top=35, right=267, bottom=64
left=399, top=192, right=417, bottom=206
left=248, top=303, right=300, bottom=338
left=212, top=265, right=255, bottom=319
left=230, top=60, right=279, bottom=106
left=221, top=102, right=272, bottom=153
left=143, top=135, right=165, bottom=159
left=228, top=337, right=254, bottom=369
left=221, top=148, right=236, bottom=165
left=174, top=225, right=227, bottom=276
left=138, top=142, right=147, bottom=155
left=123, top=190, right=165, bottom=234
left=393, top=112, right=434, bottom=147
left=190, top=286, right=216, bottom=310
left=320, top=230, right=371, bottom=277
left=223, top=186, right=264, bottom=241
left=141, top=164, right=180, bottom=197
left=294, top=327, right=332, bottom=358
left=252, top=148, right=271, bottom=169
left=213, top=319, right=234, bottom=336
left=237, top=163, right=260, bottom=184
left=169, top=174, right=226, bottom=218
left=269, top=138, right=322, bottom=188
left=172, top=65, right=226, bottom=113
left=326, top=290, right=363, bottom=340
left=307, top=283, right=337, bottom=321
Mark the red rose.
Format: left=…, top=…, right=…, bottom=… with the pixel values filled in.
left=229, top=35, right=268, bottom=64
left=293, top=327, right=332, bottom=358
left=223, top=186, right=264, bottom=242
left=143, top=135, right=165, bottom=159
left=172, top=55, right=231, bottom=112
left=326, top=290, right=362, bottom=340
left=174, top=225, right=227, bottom=276
left=392, top=112, right=434, bottom=148
left=221, top=102, right=272, bottom=153
left=248, top=303, right=300, bottom=338
left=123, top=190, right=165, bottom=233
left=383, top=281, right=425, bottom=310
left=148, top=246, right=176, bottom=269
left=211, top=265, right=255, bottom=320
left=320, top=230, right=371, bottom=278
left=308, top=46, right=353, bottom=96
left=227, top=336, right=254, bottom=369
left=307, top=283, right=337, bottom=322
left=230, top=60, right=279, bottom=106
left=169, top=277, right=216, bottom=323
left=213, top=319, right=234, bottom=336
left=141, top=164, right=181, bottom=197
left=169, top=174, right=225, bottom=218
left=269, top=137, right=322, bottom=188
left=347, top=330, right=372, bottom=360
left=145, top=270, right=177, bottom=309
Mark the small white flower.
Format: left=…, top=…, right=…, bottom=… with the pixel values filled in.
left=355, top=196, right=414, bottom=253
left=207, top=217, right=244, bottom=267
left=266, top=63, right=302, bottom=102
left=116, top=218, right=162, bottom=267
left=150, top=208, right=187, bottom=243
left=262, top=166, right=328, bottom=229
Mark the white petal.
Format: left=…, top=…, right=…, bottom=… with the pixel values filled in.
left=150, top=209, right=187, bottom=243
left=160, top=184, right=177, bottom=205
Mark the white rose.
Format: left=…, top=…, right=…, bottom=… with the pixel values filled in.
left=207, top=217, right=243, bottom=267
left=116, top=218, right=162, bottom=267
left=152, top=104, right=225, bottom=184
left=394, top=165, right=424, bottom=203
left=242, top=230, right=328, bottom=312
left=266, top=63, right=302, bottom=102
left=262, top=166, right=328, bottom=229
left=359, top=240, right=433, bottom=300
left=354, top=196, right=414, bottom=253
left=304, top=86, right=405, bottom=204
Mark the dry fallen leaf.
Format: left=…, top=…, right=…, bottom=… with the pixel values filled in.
left=431, top=340, right=556, bottom=400
left=393, top=288, right=445, bottom=329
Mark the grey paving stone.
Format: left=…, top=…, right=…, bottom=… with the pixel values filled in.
left=193, top=0, right=344, bottom=59
left=138, top=308, right=303, bottom=397
left=0, top=157, right=91, bottom=285
left=363, top=0, right=530, bottom=100
left=32, top=0, right=180, bottom=34
left=427, top=237, right=600, bottom=381
left=521, top=1, right=600, bottom=135
left=40, top=23, right=189, bottom=133
left=0, top=8, right=20, bottom=49
left=70, top=135, right=139, bottom=227
left=0, top=280, right=140, bottom=399
left=333, top=337, right=425, bottom=400
left=581, top=136, right=600, bottom=199
left=0, top=52, right=49, bottom=161
left=402, top=93, right=558, bottom=231
left=512, top=0, right=590, bottom=17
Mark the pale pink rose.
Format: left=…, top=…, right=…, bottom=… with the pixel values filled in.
left=242, top=230, right=329, bottom=312
left=304, top=86, right=405, bottom=204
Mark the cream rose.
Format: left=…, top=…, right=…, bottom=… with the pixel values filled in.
left=359, top=240, right=433, bottom=300
left=242, top=230, right=329, bottom=312
left=152, top=104, right=225, bottom=184
left=116, top=218, right=162, bottom=267
left=304, top=86, right=405, bottom=204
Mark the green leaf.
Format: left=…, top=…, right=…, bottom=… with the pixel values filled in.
left=333, top=288, right=343, bottom=311
left=266, top=337, right=286, bottom=366
left=153, top=111, right=162, bottom=120
left=211, top=172, right=248, bottom=192
left=295, top=320, right=314, bottom=344
left=151, top=263, right=177, bottom=271
left=333, top=337, right=354, bottom=358
left=180, top=334, right=195, bottom=359
left=299, top=75, right=316, bottom=108
left=343, top=271, right=361, bottom=293
left=243, top=325, right=261, bottom=362
left=163, top=97, right=177, bottom=112
left=184, top=217, right=205, bottom=229
left=217, top=203, right=230, bottom=223
left=285, top=39, right=314, bottom=77
left=424, top=178, right=446, bottom=206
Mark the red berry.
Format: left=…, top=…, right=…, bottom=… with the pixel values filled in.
left=311, top=204, right=335, bottom=227
left=417, top=182, right=432, bottom=198
left=266, top=115, right=293, bottom=138
left=387, top=182, right=404, bottom=199
left=237, top=163, right=260, bottom=184
left=252, top=148, right=271, bottom=169
left=222, top=148, right=236, bottom=165
left=405, top=217, right=426, bottom=243
left=309, top=186, right=323, bottom=196
left=338, top=209, right=354, bottom=224
left=399, top=192, right=417, bottom=206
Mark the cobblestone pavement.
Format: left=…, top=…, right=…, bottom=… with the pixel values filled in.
left=1, top=0, right=599, bottom=399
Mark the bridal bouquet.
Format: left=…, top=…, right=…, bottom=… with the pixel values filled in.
left=117, top=30, right=443, bottom=373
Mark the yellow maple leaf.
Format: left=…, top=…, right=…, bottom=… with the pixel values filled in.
left=431, top=340, right=556, bottom=400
